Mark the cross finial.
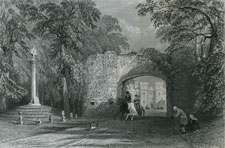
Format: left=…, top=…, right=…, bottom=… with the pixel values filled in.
left=31, top=47, right=37, bottom=56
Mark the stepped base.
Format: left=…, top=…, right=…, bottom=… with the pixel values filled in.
left=0, top=105, right=61, bottom=123
left=29, top=103, right=41, bottom=106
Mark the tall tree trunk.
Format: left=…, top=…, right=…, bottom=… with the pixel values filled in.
left=78, top=96, right=83, bottom=117
left=0, top=93, right=7, bottom=112
left=50, top=91, right=54, bottom=108
left=208, top=32, right=218, bottom=56
left=63, top=68, right=71, bottom=118
left=8, top=47, right=16, bottom=80
left=41, top=82, right=45, bottom=105
left=60, top=83, right=64, bottom=110
left=62, top=77, right=69, bottom=118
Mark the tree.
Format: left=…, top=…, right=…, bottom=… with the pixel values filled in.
left=20, top=0, right=130, bottom=116
left=21, top=0, right=101, bottom=116
left=192, top=52, right=224, bottom=116
left=0, top=50, right=27, bottom=111
left=83, top=15, right=129, bottom=57
left=0, top=0, right=34, bottom=110
left=137, top=0, right=225, bottom=116
left=0, top=1, right=34, bottom=71
left=0, top=53, right=27, bottom=97
left=137, top=0, right=224, bottom=58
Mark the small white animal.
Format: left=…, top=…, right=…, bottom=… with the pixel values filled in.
left=90, top=122, right=99, bottom=130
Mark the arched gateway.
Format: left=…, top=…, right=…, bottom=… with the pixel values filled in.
left=84, top=51, right=173, bottom=116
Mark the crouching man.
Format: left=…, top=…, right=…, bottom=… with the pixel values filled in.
left=173, top=106, right=188, bottom=134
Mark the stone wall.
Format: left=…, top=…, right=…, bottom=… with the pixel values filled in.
left=84, top=51, right=137, bottom=116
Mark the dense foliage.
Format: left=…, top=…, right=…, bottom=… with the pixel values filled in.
left=0, top=1, right=31, bottom=103
left=0, top=0, right=129, bottom=115
left=137, top=0, right=224, bottom=116
left=192, top=52, right=225, bottom=115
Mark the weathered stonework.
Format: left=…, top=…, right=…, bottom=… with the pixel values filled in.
left=84, top=51, right=150, bottom=115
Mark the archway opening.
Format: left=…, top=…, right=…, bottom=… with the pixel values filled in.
left=124, top=76, right=167, bottom=117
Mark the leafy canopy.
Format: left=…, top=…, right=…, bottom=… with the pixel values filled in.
left=137, top=0, right=225, bottom=115
left=137, top=0, right=224, bottom=57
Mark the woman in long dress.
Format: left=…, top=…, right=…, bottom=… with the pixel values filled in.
left=126, top=94, right=138, bottom=121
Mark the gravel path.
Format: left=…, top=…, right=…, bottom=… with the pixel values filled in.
left=0, top=117, right=223, bottom=148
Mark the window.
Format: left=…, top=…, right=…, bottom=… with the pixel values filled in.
left=109, top=100, right=114, bottom=105
left=90, top=101, right=95, bottom=105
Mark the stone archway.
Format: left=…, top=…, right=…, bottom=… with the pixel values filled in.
left=84, top=51, right=173, bottom=116
left=117, top=64, right=172, bottom=117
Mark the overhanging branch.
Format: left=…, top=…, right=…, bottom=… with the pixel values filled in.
left=170, top=5, right=215, bottom=33
left=188, top=33, right=212, bottom=41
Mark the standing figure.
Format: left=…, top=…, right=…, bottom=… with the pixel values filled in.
left=126, top=94, right=138, bottom=121
left=114, top=99, right=129, bottom=121
left=125, top=91, right=131, bottom=102
left=134, top=95, right=145, bottom=117
left=173, top=106, right=188, bottom=134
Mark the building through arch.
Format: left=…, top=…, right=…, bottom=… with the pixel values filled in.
left=125, top=76, right=167, bottom=117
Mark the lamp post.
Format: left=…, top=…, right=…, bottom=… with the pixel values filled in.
left=30, top=47, right=40, bottom=105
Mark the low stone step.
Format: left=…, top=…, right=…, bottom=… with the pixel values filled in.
left=0, top=105, right=61, bottom=122
left=0, top=114, right=61, bottom=118
left=6, top=111, right=52, bottom=115
left=1, top=112, right=57, bottom=116
left=17, top=105, right=51, bottom=109
left=0, top=117, right=49, bottom=123
left=15, top=107, right=51, bottom=111
left=0, top=114, right=49, bottom=118
left=0, top=115, right=61, bottom=121
left=15, top=107, right=51, bottom=110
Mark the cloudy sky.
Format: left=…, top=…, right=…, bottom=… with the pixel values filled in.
left=93, top=0, right=168, bottom=52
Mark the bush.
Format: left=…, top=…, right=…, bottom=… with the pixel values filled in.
left=192, top=52, right=225, bottom=117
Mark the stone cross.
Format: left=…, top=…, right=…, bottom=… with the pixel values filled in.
left=30, top=47, right=40, bottom=105
left=31, top=47, right=37, bottom=59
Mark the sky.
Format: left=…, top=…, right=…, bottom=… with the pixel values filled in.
left=93, top=0, right=168, bottom=52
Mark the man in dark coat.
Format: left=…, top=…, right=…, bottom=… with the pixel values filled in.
left=125, top=91, right=131, bottom=103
